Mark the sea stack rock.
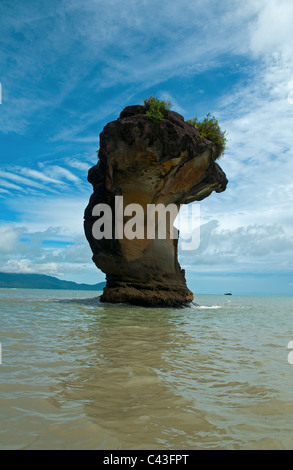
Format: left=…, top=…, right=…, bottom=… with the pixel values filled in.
left=84, top=105, right=228, bottom=307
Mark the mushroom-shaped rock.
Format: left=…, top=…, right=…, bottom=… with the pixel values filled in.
left=84, top=105, right=228, bottom=307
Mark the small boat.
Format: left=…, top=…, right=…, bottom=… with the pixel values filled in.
left=224, top=292, right=232, bottom=295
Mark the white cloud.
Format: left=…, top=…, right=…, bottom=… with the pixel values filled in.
left=0, top=188, right=11, bottom=195
left=249, top=0, right=293, bottom=57
left=0, top=170, right=58, bottom=193
left=0, top=179, right=26, bottom=192
left=179, top=220, right=293, bottom=274
left=0, top=259, right=61, bottom=276
left=20, top=168, right=64, bottom=185
left=0, top=0, right=263, bottom=137
left=0, top=225, right=22, bottom=253
left=0, top=160, right=90, bottom=199
left=65, top=157, right=93, bottom=172
left=41, top=165, right=81, bottom=183
left=6, top=195, right=88, bottom=234
left=207, top=6, right=293, bottom=234
left=0, top=223, right=100, bottom=281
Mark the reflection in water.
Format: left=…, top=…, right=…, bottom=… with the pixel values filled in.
left=1, top=291, right=293, bottom=450
left=49, top=302, right=212, bottom=449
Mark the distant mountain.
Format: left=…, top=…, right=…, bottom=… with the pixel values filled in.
left=0, top=272, right=106, bottom=291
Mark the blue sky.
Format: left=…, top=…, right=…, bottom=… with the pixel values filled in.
left=0, top=0, right=293, bottom=295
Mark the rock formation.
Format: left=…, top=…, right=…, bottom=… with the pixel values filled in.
left=84, top=105, right=228, bottom=307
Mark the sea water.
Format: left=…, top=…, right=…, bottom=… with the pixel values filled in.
left=0, top=288, right=293, bottom=450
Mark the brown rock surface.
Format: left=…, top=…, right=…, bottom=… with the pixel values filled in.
left=84, top=105, right=228, bottom=306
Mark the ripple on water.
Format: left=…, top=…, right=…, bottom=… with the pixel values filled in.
left=1, top=291, right=293, bottom=449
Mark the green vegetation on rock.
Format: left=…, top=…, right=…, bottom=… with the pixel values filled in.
left=140, top=97, right=228, bottom=159
left=143, top=95, right=171, bottom=121
left=186, top=113, right=228, bottom=159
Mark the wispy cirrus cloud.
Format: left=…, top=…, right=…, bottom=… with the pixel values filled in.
left=40, top=165, right=81, bottom=184
left=0, top=157, right=92, bottom=198
left=1, top=0, right=293, bottom=290
left=0, top=0, right=262, bottom=139
left=0, top=170, right=58, bottom=193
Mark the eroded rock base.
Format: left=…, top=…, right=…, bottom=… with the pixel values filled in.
left=100, top=282, right=194, bottom=307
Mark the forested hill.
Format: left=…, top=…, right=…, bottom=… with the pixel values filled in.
left=0, top=272, right=105, bottom=290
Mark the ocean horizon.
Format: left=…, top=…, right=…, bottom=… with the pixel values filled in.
left=1, top=288, right=293, bottom=450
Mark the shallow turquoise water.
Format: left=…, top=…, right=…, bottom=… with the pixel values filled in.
left=1, top=289, right=293, bottom=449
